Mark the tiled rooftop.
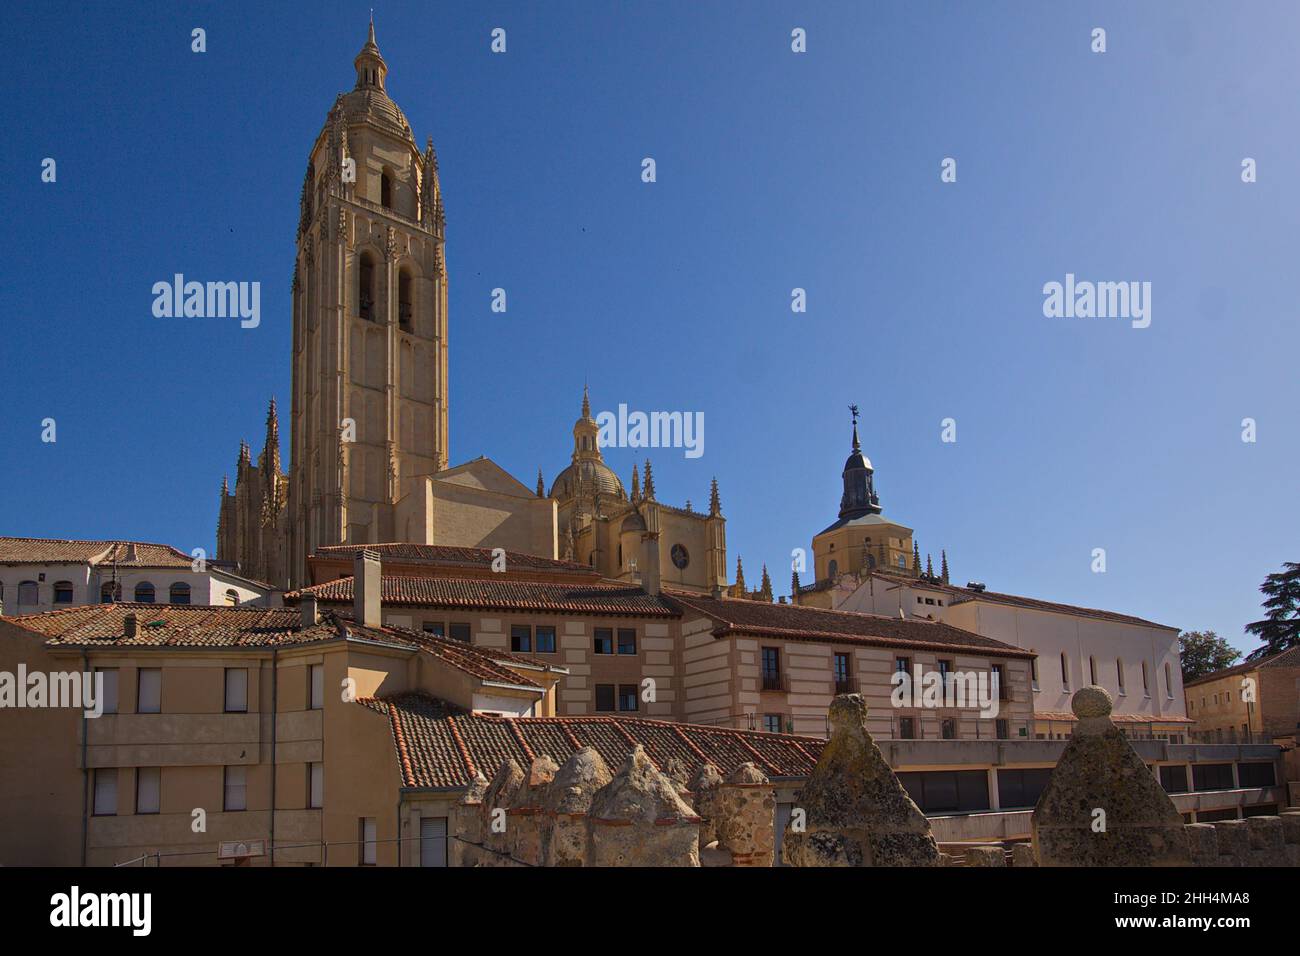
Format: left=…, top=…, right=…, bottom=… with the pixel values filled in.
left=668, top=591, right=1033, bottom=658
left=361, top=691, right=826, bottom=789
left=1182, top=645, right=1300, bottom=689
left=0, top=537, right=194, bottom=568
left=287, top=574, right=679, bottom=618
left=311, top=543, right=597, bottom=576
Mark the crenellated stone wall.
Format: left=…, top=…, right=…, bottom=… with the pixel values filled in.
left=714, top=763, right=776, bottom=866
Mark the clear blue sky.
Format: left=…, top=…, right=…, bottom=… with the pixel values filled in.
left=2, top=2, right=1296, bottom=655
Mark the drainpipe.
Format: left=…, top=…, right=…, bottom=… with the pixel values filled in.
left=270, top=648, right=278, bottom=866
left=80, top=649, right=89, bottom=866
left=396, top=796, right=403, bottom=868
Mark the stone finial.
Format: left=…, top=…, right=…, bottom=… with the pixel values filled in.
left=544, top=747, right=613, bottom=816
left=483, top=758, right=525, bottom=828
left=782, top=693, right=940, bottom=867
left=1031, top=687, right=1190, bottom=866
left=512, top=755, right=560, bottom=809
left=725, top=762, right=770, bottom=786
left=689, top=762, right=724, bottom=794
left=590, top=745, right=696, bottom=824
left=460, top=773, right=489, bottom=805
left=589, top=745, right=700, bottom=866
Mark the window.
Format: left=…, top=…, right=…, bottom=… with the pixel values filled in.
left=617, top=684, right=638, bottom=712
left=17, top=580, right=39, bottom=605
left=535, top=626, right=556, bottom=654
left=168, top=582, right=191, bottom=605
left=309, top=664, right=324, bottom=710
left=1159, top=765, right=1189, bottom=794
left=1164, top=663, right=1174, bottom=699
left=899, top=770, right=990, bottom=814
left=359, top=256, right=375, bottom=320
left=991, top=664, right=1008, bottom=701
left=1088, top=656, right=1097, bottom=685
left=1060, top=653, right=1070, bottom=689
left=937, top=659, right=952, bottom=680
left=93, top=769, right=117, bottom=816
left=1141, top=661, right=1150, bottom=696
left=422, top=622, right=445, bottom=637
left=381, top=171, right=393, bottom=209
left=134, top=582, right=155, bottom=603
left=136, top=768, right=161, bottom=814
left=764, top=714, right=783, bottom=733
left=308, top=762, right=324, bottom=808
left=594, top=684, right=615, bottom=712
left=1237, top=763, right=1276, bottom=788
left=52, top=581, right=74, bottom=604
left=833, top=652, right=852, bottom=693
left=511, top=625, right=532, bottom=653
left=941, top=718, right=956, bottom=739
left=225, top=589, right=240, bottom=606
left=398, top=271, right=412, bottom=331
left=617, top=629, right=637, bottom=655
left=827, top=559, right=838, bottom=578
left=995, top=718, right=1010, bottom=740
left=420, top=817, right=447, bottom=867
left=137, top=668, right=161, bottom=713
left=1116, top=659, right=1125, bottom=694
left=448, top=623, right=471, bottom=642
left=359, top=817, right=377, bottom=865
left=99, top=581, right=121, bottom=603
left=1191, top=763, right=1234, bottom=792
left=898, top=716, right=916, bottom=739
left=593, top=629, right=613, bottom=655
left=761, top=647, right=782, bottom=690
left=997, top=768, right=1052, bottom=809
left=224, top=668, right=248, bottom=713
left=95, top=668, right=119, bottom=714
left=224, top=766, right=247, bottom=811
left=1030, top=653, right=1039, bottom=689
left=895, top=656, right=911, bottom=676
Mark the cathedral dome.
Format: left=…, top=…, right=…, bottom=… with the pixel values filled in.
left=550, top=459, right=625, bottom=501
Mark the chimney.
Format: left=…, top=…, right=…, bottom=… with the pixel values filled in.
left=301, top=594, right=319, bottom=628
left=354, top=549, right=382, bottom=628
left=639, top=532, right=662, bottom=596
left=124, top=613, right=138, bottom=639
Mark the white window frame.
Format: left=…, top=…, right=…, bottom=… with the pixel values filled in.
left=137, top=668, right=162, bottom=714
left=224, top=667, right=248, bottom=713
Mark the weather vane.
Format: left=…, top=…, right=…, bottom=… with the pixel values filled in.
left=849, top=403, right=859, bottom=426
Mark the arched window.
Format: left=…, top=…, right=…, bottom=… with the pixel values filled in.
left=827, top=559, right=838, bottom=579
left=18, top=580, right=39, bottom=605
left=52, top=581, right=74, bottom=604
left=1030, top=651, right=1039, bottom=688
left=398, top=270, right=412, bottom=331
left=225, top=589, right=240, bottom=606
left=358, top=254, right=375, bottom=321
left=1141, top=661, right=1150, bottom=695
left=1116, top=658, right=1125, bottom=694
left=1088, top=656, right=1097, bottom=685
left=381, top=171, right=393, bottom=209
left=1060, top=653, right=1070, bottom=689
left=169, top=582, right=191, bottom=605
left=1164, top=663, right=1173, bottom=699
left=99, top=582, right=120, bottom=604
left=134, top=582, right=155, bottom=603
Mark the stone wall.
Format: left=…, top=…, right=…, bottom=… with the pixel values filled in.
left=714, top=763, right=776, bottom=866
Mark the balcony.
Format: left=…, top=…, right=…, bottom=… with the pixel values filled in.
left=761, top=672, right=788, bottom=692
left=833, top=676, right=859, bottom=695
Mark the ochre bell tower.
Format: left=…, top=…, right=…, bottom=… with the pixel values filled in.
left=288, top=20, right=449, bottom=585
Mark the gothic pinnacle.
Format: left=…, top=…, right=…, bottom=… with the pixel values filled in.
left=709, top=476, right=721, bottom=516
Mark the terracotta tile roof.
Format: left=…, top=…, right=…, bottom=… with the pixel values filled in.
left=873, top=572, right=1177, bottom=630
left=4, top=605, right=546, bottom=691
left=362, top=691, right=826, bottom=790
left=0, top=536, right=193, bottom=568
left=286, top=574, right=679, bottom=618
left=667, top=591, right=1033, bottom=659
left=312, top=543, right=597, bottom=576
left=1034, top=710, right=1194, bottom=725
left=1183, top=645, right=1300, bottom=689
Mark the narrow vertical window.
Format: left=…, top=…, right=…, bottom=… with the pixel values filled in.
left=136, top=768, right=161, bottom=815
left=224, top=766, right=247, bottom=811
left=137, top=668, right=162, bottom=713
left=224, top=668, right=248, bottom=713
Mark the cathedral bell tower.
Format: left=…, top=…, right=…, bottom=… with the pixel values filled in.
left=287, top=19, right=449, bottom=585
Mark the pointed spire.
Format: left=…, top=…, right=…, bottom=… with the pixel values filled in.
left=581, top=382, right=591, bottom=420
left=643, top=459, right=656, bottom=500
left=912, top=542, right=921, bottom=577
left=849, top=402, right=861, bottom=452
left=791, top=567, right=801, bottom=602
left=759, top=564, right=773, bottom=603
left=709, top=477, right=721, bottom=516
left=630, top=464, right=641, bottom=503
left=354, top=14, right=387, bottom=90
left=940, top=550, right=950, bottom=585
left=536, top=468, right=546, bottom=498
left=926, top=554, right=934, bottom=580
left=221, top=475, right=229, bottom=497
left=734, top=556, right=746, bottom=595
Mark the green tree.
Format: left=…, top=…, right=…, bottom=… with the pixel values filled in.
left=1178, top=630, right=1240, bottom=682
left=1245, top=561, right=1300, bottom=657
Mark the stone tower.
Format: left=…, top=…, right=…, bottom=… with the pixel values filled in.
left=287, top=20, right=449, bottom=585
